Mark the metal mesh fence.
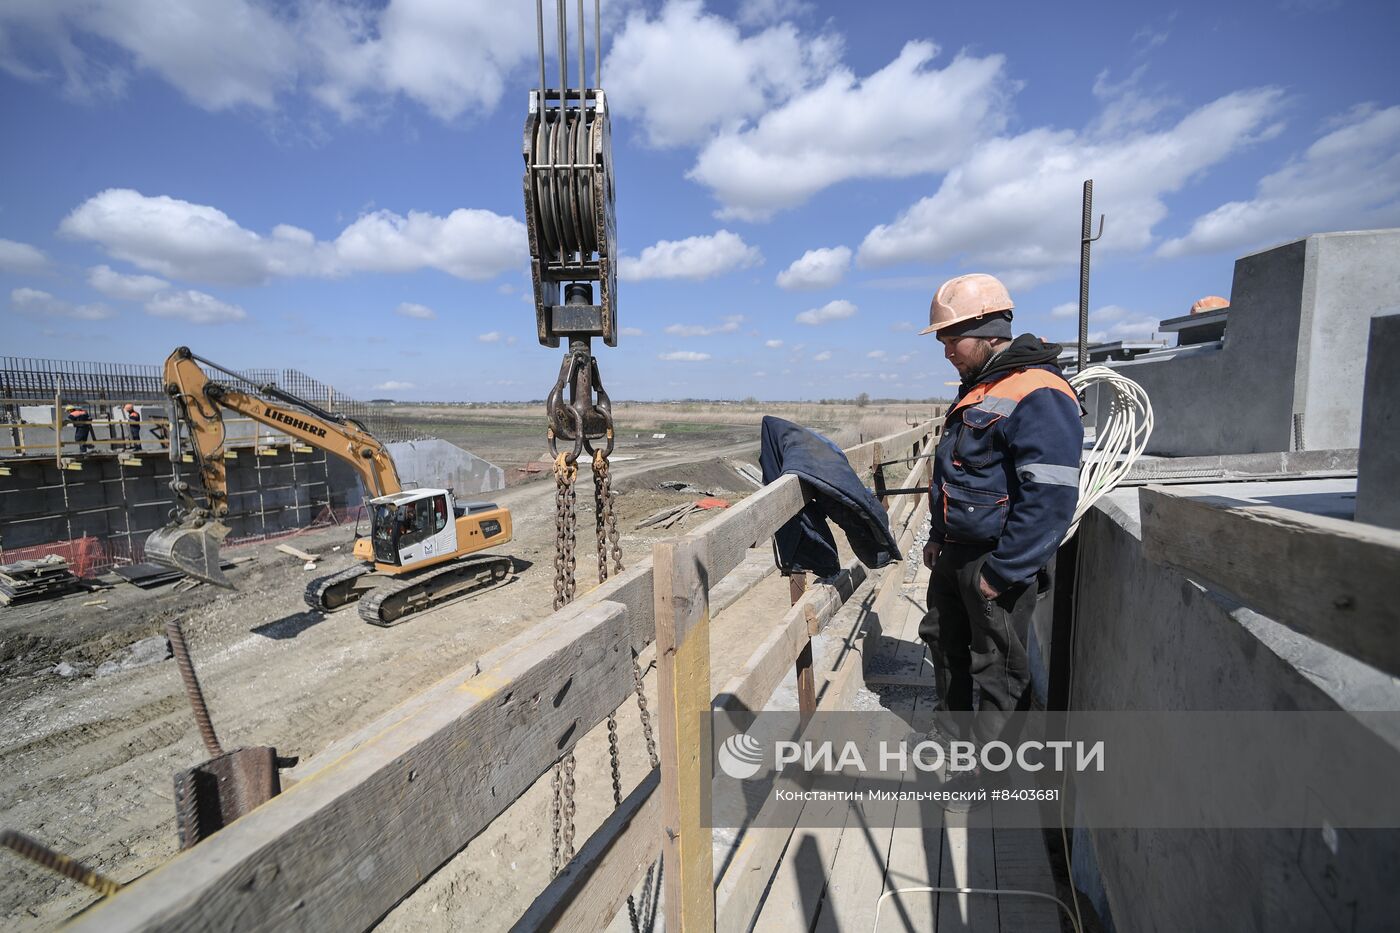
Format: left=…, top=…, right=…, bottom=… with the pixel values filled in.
left=0, top=356, right=428, bottom=444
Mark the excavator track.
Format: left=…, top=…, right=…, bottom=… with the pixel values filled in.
left=304, top=565, right=376, bottom=613
left=357, top=555, right=514, bottom=627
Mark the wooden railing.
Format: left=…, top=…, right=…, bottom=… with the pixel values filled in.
left=67, top=417, right=942, bottom=932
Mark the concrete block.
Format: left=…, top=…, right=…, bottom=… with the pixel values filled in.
left=1096, top=229, right=1400, bottom=456
left=387, top=438, right=505, bottom=497
left=1356, top=310, right=1400, bottom=529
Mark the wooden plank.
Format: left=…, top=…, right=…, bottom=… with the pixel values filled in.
left=291, top=564, right=661, bottom=784
left=687, top=473, right=805, bottom=584
left=876, top=571, right=943, bottom=933
left=713, top=570, right=877, bottom=932
left=69, top=600, right=633, bottom=933
left=790, top=573, right=816, bottom=723
left=990, top=823, right=1062, bottom=933
left=713, top=563, right=866, bottom=714
left=274, top=543, right=319, bottom=562
left=513, top=770, right=662, bottom=933
left=653, top=535, right=715, bottom=932
left=1139, top=484, right=1400, bottom=677
left=815, top=600, right=925, bottom=932
left=708, top=547, right=777, bottom=617
left=937, top=805, right=999, bottom=933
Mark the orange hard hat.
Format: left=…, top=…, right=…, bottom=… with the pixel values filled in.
left=1190, top=295, right=1229, bottom=315
left=921, top=273, right=1014, bottom=335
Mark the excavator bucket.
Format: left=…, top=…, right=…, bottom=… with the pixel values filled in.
left=146, top=521, right=234, bottom=589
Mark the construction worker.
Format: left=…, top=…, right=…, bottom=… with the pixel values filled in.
left=917, top=273, right=1083, bottom=807
left=124, top=403, right=141, bottom=451
left=64, top=404, right=96, bottom=454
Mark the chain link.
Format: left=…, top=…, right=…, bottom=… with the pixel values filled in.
left=560, top=750, right=577, bottom=865
left=545, top=367, right=660, bottom=933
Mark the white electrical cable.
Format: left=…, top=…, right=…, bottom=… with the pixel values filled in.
left=873, top=885, right=1084, bottom=933
left=1065, top=365, right=1154, bottom=539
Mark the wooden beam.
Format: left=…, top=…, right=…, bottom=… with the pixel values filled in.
left=714, top=570, right=878, bottom=932
left=790, top=573, right=816, bottom=723
left=68, top=600, right=633, bottom=933
left=687, top=474, right=805, bottom=584
left=653, top=535, right=715, bottom=932
left=1139, top=485, right=1400, bottom=677
left=713, top=563, right=866, bottom=714
left=512, top=770, right=662, bottom=933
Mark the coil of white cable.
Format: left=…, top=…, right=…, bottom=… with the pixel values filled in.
left=1065, top=365, right=1153, bottom=539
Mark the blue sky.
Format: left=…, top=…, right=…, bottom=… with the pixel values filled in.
left=2, top=0, right=1398, bottom=401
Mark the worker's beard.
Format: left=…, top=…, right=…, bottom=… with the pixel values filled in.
left=955, top=339, right=996, bottom=380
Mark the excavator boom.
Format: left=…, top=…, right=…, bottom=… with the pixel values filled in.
left=148, top=347, right=403, bottom=586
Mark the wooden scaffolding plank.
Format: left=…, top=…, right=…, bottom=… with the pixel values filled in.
left=814, top=590, right=929, bottom=932
left=874, top=568, right=943, bottom=933
left=990, top=823, right=1063, bottom=933
left=512, top=770, right=661, bottom=933
left=654, top=536, right=715, bottom=932
left=936, top=805, right=999, bottom=932
left=68, top=600, right=633, bottom=933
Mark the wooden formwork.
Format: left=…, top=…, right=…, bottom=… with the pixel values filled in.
left=66, top=419, right=941, bottom=932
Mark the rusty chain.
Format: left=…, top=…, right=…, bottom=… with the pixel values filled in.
left=545, top=353, right=660, bottom=933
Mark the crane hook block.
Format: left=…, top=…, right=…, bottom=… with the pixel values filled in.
left=522, top=87, right=618, bottom=348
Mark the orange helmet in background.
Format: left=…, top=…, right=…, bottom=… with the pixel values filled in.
left=1190, top=295, right=1229, bottom=315
left=921, top=273, right=1014, bottom=335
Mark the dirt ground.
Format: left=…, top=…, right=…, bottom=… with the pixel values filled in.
left=0, top=418, right=834, bottom=929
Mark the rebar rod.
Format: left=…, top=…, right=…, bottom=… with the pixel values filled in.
left=0, top=830, right=123, bottom=897
left=166, top=620, right=224, bottom=758
left=1078, top=180, right=1093, bottom=373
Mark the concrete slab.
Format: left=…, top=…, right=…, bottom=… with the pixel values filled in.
left=1356, top=311, right=1400, bottom=530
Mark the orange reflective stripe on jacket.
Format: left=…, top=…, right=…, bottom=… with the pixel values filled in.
left=950, top=368, right=1077, bottom=418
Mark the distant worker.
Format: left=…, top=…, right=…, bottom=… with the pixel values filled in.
left=1190, top=295, right=1229, bottom=315
left=64, top=404, right=96, bottom=454
left=917, top=273, right=1083, bottom=806
left=124, top=403, right=142, bottom=451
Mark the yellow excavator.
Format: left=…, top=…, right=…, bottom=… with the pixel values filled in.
left=146, top=347, right=515, bottom=625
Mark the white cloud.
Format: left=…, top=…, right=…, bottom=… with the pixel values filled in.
left=776, top=245, right=851, bottom=290
left=866, top=350, right=886, bottom=359
left=145, top=289, right=246, bottom=324
left=304, top=1, right=536, bottom=122
left=690, top=41, right=1012, bottom=220
left=395, top=301, right=436, bottom=319
left=1050, top=302, right=1078, bottom=319
left=736, top=0, right=813, bottom=27
left=619, top=230, right=761, bottom=281
left=659, top=351, right=711, bottom=361
left=1160, top=104, right=1400, bottom=258
left=890, top=320, right=917, bottom=332
left=375, top=380, right=415, bottom=391
left=812, top=350, right=832, bottom=361
left=477, top=331, right=501, bottom=342
left=621, top=326, right=645, bottom=336
left=605, top=0, right=837, bottom=148
left=60, top=189, right=526, bottom=285
left=11, top=287, right=114, bottom=320
left=796, top=298, right=856, bottom=325
left=765, top=339, right=784, bottom=348
left=858, top=87, right=1286, bottom=288
left=0, top=238, right=50, bottom=274
left=88, top=264, right=169, bottom=301
left=0, top=1, right=536, bottom=122
left=664, top=314, right=744, bottom=337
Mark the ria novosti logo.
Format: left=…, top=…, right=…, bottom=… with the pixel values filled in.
left=717, top=731, right=764, bottom=779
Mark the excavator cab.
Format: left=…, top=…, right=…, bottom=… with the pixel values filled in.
left=368, top=490, right=458, bottom=568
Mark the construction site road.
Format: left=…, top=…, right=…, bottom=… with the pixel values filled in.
left=0, top=438, right=786, bottom=930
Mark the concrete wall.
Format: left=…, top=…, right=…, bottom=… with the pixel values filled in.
left=1356, top=311, right=1400, bottom=530
left=386, top=438, right=505, bottom=499
left=1062, top=490, right=1400, bottom=932
left=1096, top=230, right=1400, bottom=456
left=0, top=445, right=354, bottom=554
